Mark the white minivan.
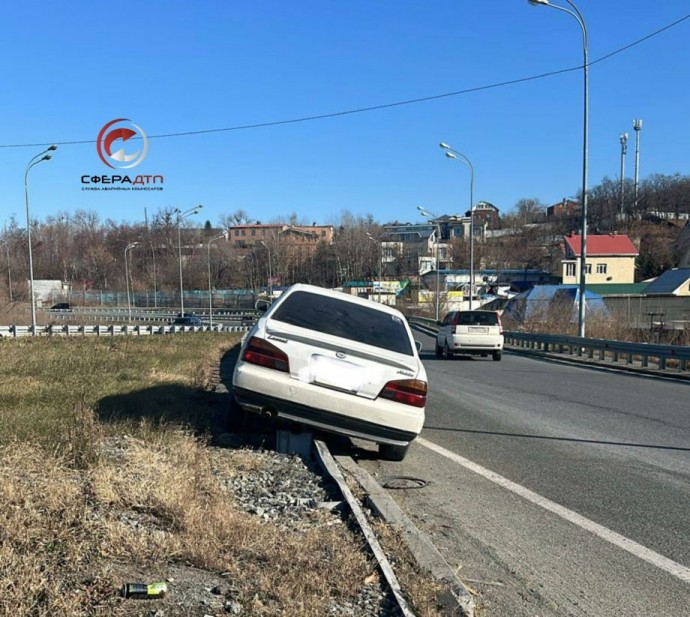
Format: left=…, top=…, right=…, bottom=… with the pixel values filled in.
left=435, top=310, right=504, bottom=361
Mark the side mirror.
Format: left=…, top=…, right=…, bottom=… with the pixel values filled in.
left=255, top=299, right=271, bottom=313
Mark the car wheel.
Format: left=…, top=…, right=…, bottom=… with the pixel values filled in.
left=492, top=351, right=502, bottom=362
left=443, top=342, right=453, bottom=360
left=379, top=442, right=410, bottom=461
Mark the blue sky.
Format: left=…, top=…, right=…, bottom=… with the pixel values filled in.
left=1, top=1, right=688, bottom=229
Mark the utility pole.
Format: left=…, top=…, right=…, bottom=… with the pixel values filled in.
left=633, top=119, right=643, bottom=215
left=619, top=133, right=628, bottom=223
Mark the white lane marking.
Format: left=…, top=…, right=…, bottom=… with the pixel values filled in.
left=417, top=436, right=690, bottom=584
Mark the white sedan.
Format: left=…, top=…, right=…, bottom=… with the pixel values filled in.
left=232, top=284, right=427, bottom=461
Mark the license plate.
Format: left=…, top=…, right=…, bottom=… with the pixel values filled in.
left=469, top=326, right=489, bottom=333
left=310, top=355, right=364, bottom=392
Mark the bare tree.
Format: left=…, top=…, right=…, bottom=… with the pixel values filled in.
left=513, top=198, right=546, bottom=225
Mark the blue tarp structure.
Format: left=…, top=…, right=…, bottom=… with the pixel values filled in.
left=502, top=285, right=609, bottom=324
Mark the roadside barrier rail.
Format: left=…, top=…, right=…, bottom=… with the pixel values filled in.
left=0, top=324, right=251, bottom=338
left=503, top=331, right=690, bottom=374
left=406, top=316, right=690, bottom=376
left=40, top=307, right=260, bottom=323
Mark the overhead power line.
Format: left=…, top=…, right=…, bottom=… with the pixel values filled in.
left=0, top=13, right=688, bottom=150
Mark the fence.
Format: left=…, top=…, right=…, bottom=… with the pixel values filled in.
left=46, top=289, right=262, bottom=310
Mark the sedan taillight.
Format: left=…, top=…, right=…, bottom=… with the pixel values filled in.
left=243, top=337, right=289, bottom=373
left=379, top=379, right=427, bottom=408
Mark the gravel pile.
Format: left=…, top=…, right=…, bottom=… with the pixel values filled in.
left=210, top=442, right=404, bottom=616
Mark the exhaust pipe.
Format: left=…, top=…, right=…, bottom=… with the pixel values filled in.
left=261, top=409, right=276, bottom=420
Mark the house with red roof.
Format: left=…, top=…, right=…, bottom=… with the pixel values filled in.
left=558, top=232, right=638, bottom=284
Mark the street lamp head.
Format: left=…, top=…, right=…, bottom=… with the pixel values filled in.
left=528, top=0, right=549, bottom=5
left=439, top=142, right=451, bottom=150
left=47, top=145, right=58, bottom=151
left=43, top=154, right=52, bottom=161
left=445, top=152, right=457, bottom=159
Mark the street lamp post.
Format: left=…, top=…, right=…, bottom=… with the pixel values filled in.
left=528, top=0, right=589, bottom=337
left=619, top=133, right=628, bottom=221
left=417, top=206, right=442, bottom=322
left=25, top=145, right=57, bottom=334
left=439, top=143, right=475, bottom=310
left=366, top=232, right=383, bottom=303
left=175, top=205, right=203, bottom=316
left=259, top=240, right=273, bottom=297
left=4, top=242, right=12, bottom=302
left=633, top=119, right=643, bottom=213
left=150, top=240, right=158, bottom=308
left=124, top=242, right=139, bottom=323
left=207, top=231, right=228, bottom=328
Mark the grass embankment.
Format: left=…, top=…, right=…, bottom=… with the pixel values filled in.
left=0, top=335, right=439, bottom=616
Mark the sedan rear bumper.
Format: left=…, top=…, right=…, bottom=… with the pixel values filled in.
left=233, top=386, right=419, bottom=446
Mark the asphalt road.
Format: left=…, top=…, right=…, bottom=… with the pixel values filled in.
left=355, top=331, right=690, bottom=616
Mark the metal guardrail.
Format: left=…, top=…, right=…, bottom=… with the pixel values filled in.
left=406, top=316, right=690, bottom=376
left=504, top=331, right=690, bottom=374
left=41, top=307, right=259, bottom=321
left=0, top=324, right=251, bottom=338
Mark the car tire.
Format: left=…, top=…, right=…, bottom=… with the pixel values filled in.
left=492, top=351, right=502, bottom=362
left=379, top=442, right=410, bottom=462
left=443, top=342, right=453, bottom=360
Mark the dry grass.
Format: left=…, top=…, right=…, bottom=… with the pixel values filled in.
left=367, top=519, right=447, bottom=617
left=0, top=433, right=377, bottom=616
left=0, top=333, right=439, bottom=616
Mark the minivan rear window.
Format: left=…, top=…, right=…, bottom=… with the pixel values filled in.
left=458, top=311, right=498, bottom=326
left=271, top=291, right=413, bottom=356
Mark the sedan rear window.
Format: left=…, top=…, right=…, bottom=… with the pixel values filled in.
left=458, top=311, right=498, bottom=326
left=271, top=291, right=413, bottom=356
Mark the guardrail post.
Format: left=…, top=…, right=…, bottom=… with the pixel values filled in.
left=659, top=356, right=667, bottom=370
